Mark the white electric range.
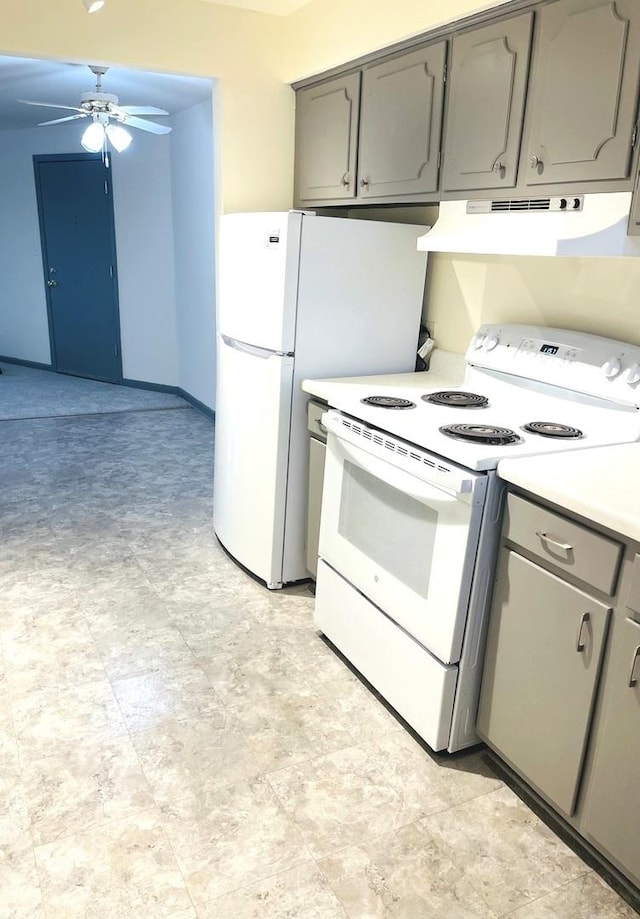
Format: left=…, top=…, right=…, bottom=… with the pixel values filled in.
left=312, top=324, right=640, bottom=753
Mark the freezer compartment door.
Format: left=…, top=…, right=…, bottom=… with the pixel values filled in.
left=213, top=335, right=294, bottom=586
left=217, top=211, right=302, bottom=353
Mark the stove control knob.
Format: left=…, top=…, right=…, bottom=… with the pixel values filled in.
left=484, top=333, right=500, bottom=351
left=472, top=333, right=486, bottom=350
left=602, top=357, right=622, bottom=379
left=626, top=362, right=640, bottom=386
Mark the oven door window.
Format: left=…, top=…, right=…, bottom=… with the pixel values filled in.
left=319, top=433, right=482, bottom=665
left=339, top=460, right=437, bottom=598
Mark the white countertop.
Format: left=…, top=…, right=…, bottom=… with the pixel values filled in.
left=499, top=443, right=640, bottom=542
left=302, top=349, right=465, bottom=403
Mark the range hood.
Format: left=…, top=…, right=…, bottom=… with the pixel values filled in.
left=417, top=192, right=640, bottom=257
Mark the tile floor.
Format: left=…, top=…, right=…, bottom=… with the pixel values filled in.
left=1, top=404, right=637, bottom=918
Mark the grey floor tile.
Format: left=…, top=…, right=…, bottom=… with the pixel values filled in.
left=159, top=775, right=312, bottom=907
left=319, top=821, right=498, bottom=918
left=506, top=872, right=639, bottom=918
left=205, top=861, right=347, bottom=919
left=423, top=785, right=590, bottom=915
left=1, top=387, right=635, bottom=919
left=267, top=742, right=410, bottom=859
left=34, top=809, right=195, bottom=917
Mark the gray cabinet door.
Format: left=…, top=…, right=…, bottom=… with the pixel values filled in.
left=441, top=13, right=533, bottom=192
left=524, top=0, right=640, bottom=187
left=294, top=73, right=361, bottom=202
left=580, top=617, right=640, bottom=887
left=306, top=435, right=326, bottom=579
left=357, top=43, right=446, bottom=199
left=477, top=550, right=610, bottom=816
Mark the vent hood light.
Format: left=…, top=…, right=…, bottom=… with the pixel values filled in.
left=417, top=193, right=640, bottom=257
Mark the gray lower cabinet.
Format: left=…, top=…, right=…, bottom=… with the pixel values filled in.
left=306, top=400, right=327, bottom=578
left=441, top=13, right=533, bottom=192
left=580, top=615, right=640, bottom=887
left=477, top=549, right=610, bottom=817
left=294, top=73, right=361, bottom=202
left=357, top=43, right=446, bottom=200
left=523, top=0, right=640, bottom=187
left=478, top=489, right=640, bottom=892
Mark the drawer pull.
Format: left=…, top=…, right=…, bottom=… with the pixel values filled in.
left=317, top=421, right=327, bottom=434
left=575, top=612, right=590, bottom=653
left=536, top=531, right=573, bottom=554
left=628, top=645, right=640, bottom=687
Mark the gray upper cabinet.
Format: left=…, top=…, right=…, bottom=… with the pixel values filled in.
left=523, top=0, right=640, bottom=187
left=357, top=43, right=447, bottom=200
left=294, top=73, right=361, bottom=202
left=580, top=616, right=640, bottom=887
left=441, top=14, right=533, bottom=192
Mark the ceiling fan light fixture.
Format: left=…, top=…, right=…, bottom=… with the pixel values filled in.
left=81, top=120, right=105, bottom=152
left=105, top=123, right=132, bottom=152
left=83, top=0, right=106, bottom=12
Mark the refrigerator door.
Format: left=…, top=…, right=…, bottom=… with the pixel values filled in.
left=217, top=211, right=303, bottom=353
left=213, top=334, right=294, bottom=587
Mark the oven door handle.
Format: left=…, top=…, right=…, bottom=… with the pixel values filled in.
left=330, top=432, right=474, bottom=502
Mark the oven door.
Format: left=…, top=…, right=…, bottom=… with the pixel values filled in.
left=318, top=425, right=486, bottom=665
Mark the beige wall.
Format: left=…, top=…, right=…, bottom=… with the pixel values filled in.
left=282, top=0, right=511, bottom=80
left=0, top=0, right=293, bottom=213
left=426, top=253, right=640, bottom=352
left=3, top=0, right=640, bottom=353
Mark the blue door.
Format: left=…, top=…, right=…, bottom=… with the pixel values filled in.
left=34, top=154, right=122, bottom=383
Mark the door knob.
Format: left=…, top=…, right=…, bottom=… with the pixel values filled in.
left=47, top=279, right=58, bottom=287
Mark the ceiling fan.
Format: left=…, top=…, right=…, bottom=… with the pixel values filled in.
left=18, top=65, right=172, bottom=153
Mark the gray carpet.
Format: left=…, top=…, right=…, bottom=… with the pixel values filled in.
left=0, top=363, right=188, bottom=420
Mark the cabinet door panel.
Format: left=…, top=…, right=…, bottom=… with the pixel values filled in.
left=295, top=73, right=360, bottom=202
left=477, top=551, right=610, bottom=816
left=358, top=43, right=446, bottom=199
left=580, top=617, right=640, bottom=886
left=525, top=0, right=640, bottom=186
left=442, top=14, right=533, bottom=192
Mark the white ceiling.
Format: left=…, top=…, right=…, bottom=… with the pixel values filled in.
left=0, top=56, right=213, bottom=131
left=197, top=0, right=313, bottom=15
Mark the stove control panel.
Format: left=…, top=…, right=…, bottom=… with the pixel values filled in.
left=466, top=324, right=640, bottom=405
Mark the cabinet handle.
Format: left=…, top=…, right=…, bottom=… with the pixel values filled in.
left=628, top=645, right=640, bottom=687
left=536, top=531, right=573, bottom=553
left=530, top=154, right=542, bottom=169
left=360, top=177, right=370, bottom=189
left=341, top=173, right=350, bottom=188
left=317, top=421, right=327, bottom=434
left=492, top=159, right=505, bottom=173
left=575, top=612, right=590, bottom=653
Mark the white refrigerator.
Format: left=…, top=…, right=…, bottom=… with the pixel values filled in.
left=213, top=211, right=428, bottom=588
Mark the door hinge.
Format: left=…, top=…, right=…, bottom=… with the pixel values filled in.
left=443, top=62, right=448, bottom=84
left=632, top=122, right=639, bottom=149
left=114, top=345, right=119, bottom=357
left=109, top=265, right=114, bottom=279
left=104, top=179, right=109, bottom=195
left=437, top=150, right=442, bottom=170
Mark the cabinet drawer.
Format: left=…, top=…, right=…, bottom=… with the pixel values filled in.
left=504, top=493, right=622, bottom=595
left=307, top=400, right=328, bottom=441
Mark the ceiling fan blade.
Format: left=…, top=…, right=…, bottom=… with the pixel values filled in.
left=118, top=105, right=170, bottom=116
left=18, top=99, right=86, bottom=113
left=38, top=114, right=88, bottom=126
left=120, top=114, right=172, bottom=135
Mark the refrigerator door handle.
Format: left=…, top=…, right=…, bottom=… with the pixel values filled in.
left=221, top=334, right=294, bottom=359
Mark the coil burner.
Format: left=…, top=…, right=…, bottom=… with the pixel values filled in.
left=523, top=421, right=583, bottom=438
left=440, top=423, right=521, bottom=445
left=360, top=396, right=416, bottom=409
left=422, top=390, right=489, bottom=408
